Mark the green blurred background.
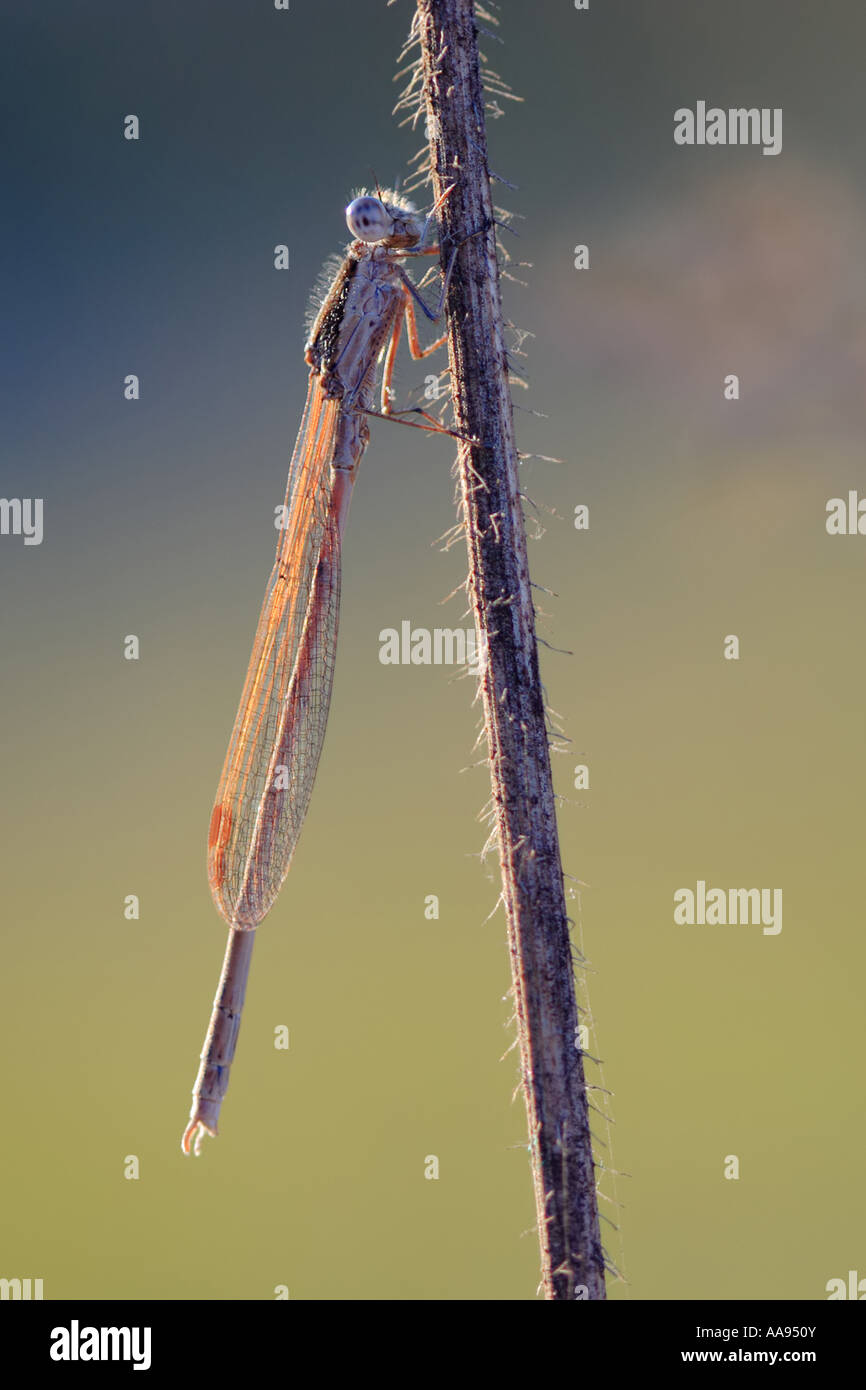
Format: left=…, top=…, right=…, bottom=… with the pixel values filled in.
left=2, top=0, right=864, bottom=1300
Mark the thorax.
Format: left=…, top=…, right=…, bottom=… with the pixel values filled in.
left=305, top=244, right=404, bottom=404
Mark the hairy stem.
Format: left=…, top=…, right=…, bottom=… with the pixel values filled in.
left=414, top=0, right=606, bottom=1300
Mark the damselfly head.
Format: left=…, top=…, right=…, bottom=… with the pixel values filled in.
left=345, top=191, right=423, bottom=248
left=346, top=196, right=393, bottom=242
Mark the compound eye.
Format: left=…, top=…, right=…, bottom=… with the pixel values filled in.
left=345, top=196, right=392, bottom=242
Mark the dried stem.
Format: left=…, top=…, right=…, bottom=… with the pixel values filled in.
left=413, top=0, right=606, bottom=1299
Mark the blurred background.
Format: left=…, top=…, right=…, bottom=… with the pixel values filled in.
left=2, top=0, right=864, bottom=1300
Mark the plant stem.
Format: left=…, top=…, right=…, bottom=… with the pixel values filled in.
left=414, top=0, right=606, bottom=1300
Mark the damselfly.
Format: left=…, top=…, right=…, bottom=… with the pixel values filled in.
left=182, top=186, right=468, bottom=1155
